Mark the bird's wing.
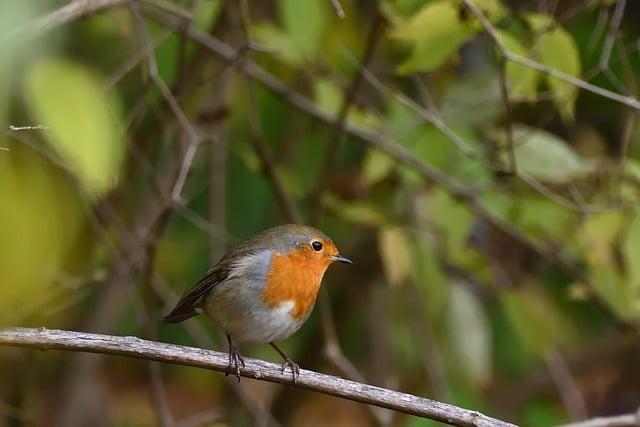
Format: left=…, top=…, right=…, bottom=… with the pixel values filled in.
left=162, top=265, right=229, bottom=323
left=162, top=239, right=267, bottom=323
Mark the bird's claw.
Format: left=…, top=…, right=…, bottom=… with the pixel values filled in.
left=225, top=344, right=245, bottom=383
left=281, top=358, right=300, bottom=384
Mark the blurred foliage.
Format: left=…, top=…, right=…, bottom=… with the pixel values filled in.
left=2, top=0, right=640, bottom=426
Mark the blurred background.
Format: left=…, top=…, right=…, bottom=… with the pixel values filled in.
left=1, top=0, right=640, bottom=426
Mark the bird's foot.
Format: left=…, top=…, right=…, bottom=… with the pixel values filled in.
left=280, top=358, right=300, bottom=384
left=225, top=337, right=245, bottom=383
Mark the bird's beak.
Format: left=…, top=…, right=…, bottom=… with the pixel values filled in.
left=331, top=254, right=352, bottom=264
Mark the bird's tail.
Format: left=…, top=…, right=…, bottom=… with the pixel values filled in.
left=162, top=304, right=201, bottom=323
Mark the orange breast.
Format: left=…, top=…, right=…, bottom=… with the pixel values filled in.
left=262, top=250, right=329, bottom=319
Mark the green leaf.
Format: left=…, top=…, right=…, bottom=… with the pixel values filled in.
left=412, top=235, right=448, bottom=318
left=313, top=79, right=380, bottom=129
left=324, top=194, right=389, bottom=226
left=623, top=214, right=640, bottom=290
left=496, top=30, right=539, bottom=101
left=525, top=12, right=553, bottom=32
left=391, top=1, right=475, bottom=73
left=253, top=24, right=305, bottom=66
left=447, top=284, right=492, bottom=387
left=501, top=288, right=576, bottom=355
left=278, top=0, right=329, bottom=59
left=578, top=212, right=624, bottom=267
left=514, top=195, right=577, bottom=240
left=471, top=0, right=507, bottom=21
left=577, top=212, right=640, bottom=319
left=361, top=149, right=395, bottom=185
left=0, top=144, right=84, bottom=321
left=490, top=124, right=594, bottom=183
left=423, top=189, right=475, bottom=265
left=531, top=18, right=581, bottom=121
left=24, top=59, right=125, bottom=196
left=193, top=0, right=222, bottom=32
left=313, top=79, right=342, bottom=113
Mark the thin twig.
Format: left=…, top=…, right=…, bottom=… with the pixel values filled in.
left=557, top=412, right=640, bottom=427
left=9, top=0, right=130, bottom=39
left=598, top=0, right=627, bottom=71
left=498, top=58, right=517, bottom=174
left=330, top=0, right=345, bottom=18
left=130, top=4, right=204, bottom=203
left=544, top=350, right=587, bottom=422
left=0, top=328, right=516, bottom=427
left=461, top=0, right=640, bottom=111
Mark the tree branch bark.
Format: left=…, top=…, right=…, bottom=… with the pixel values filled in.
left=0, top=327, right=515, bottom=427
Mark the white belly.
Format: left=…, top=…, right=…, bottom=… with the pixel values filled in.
left=202, top=277, right=306, bottom=344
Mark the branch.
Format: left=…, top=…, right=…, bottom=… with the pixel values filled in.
left=461, top=0, right=640, bottom=111
left=558, top=412, right=640, bottom=427
left=10, top=0, right=131, bottom=39
left=0, top=328, right=515, bottom=427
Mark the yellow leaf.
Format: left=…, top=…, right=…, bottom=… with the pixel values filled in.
left=390, top=1, right=475, bottom=73
left=378, top=226, right=412, bottom=286
left=531, top=18, right=581, bottom=122
left=24, top=58, right=125, bottom=196
left=496, top=30, right=539, bottom=101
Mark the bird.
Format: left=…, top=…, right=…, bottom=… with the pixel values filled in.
left=163, top=224, right=351, bottom=383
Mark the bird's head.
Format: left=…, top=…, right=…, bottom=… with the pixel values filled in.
left=273, top=224, right=352, bottom=267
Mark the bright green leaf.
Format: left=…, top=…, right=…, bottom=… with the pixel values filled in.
left=577, top=212, right=640, bottom=319
left=514, top=195, right=577, bottom=239
left=578, top=212, right=624, bottom=267
left=24, top=58, right=125, bottom=196
left=313, top=79, right=380, bottom=130
left=193, top=0, right=222, bottom=32
left=525, top=12, right=553, bottom=32
left=447, top=283, right=493, bottom=387
left=423, top=189, right=474, bottom=265
left=313, top=80, right=342, bottom=114
left=471, top=0, right=507, bottom=23
left=253, top=23, right=305, bottom=66
left=278, top=0, right=329, bottom=59
left=391, top=1, right=475, bottom=73
left=623, top=214, right=640, bottom=289
left=361, top=149, right=395, bottom=185
left=0, top=144, right=84, bottom=322
left=491, top=124, right=594, bottom=183
left=532, top=20, right=581, bottom=121
left=501, top=288, right=577, bottom=355
left=497, top=30, right=539, bottom=101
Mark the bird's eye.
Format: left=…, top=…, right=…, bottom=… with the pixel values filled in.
left=311, top=241, right=323, bottom=251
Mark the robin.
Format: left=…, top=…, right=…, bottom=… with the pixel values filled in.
left=163, top=224, right=352, bottom=383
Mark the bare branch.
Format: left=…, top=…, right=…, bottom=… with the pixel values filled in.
left=330, top=0, right=345, bottom=19
left=598, top=0, right=627, bottom=71
left=0, top=328, right=516, bottom=427
left=558, top=412, right=640, bottom=427
left=9, top=0, right=130, bottom=38
left=544, top=350, right=587, bottom=422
